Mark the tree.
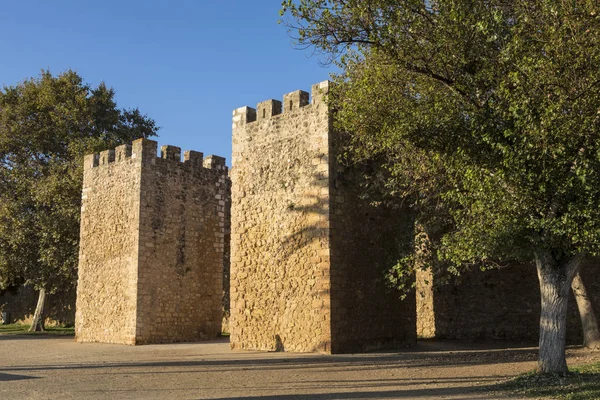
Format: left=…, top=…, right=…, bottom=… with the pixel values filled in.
left=0, top=70, right=158, bottom=331
left=572, top=270, right=600, bottom=349
left=282, top=0, right=600, bottom=374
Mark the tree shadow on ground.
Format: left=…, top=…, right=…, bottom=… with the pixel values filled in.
left=0, top=342, right=541, bottom=373
left=197, top=386, right=504, bottom=400
left=3, top=339, right=591, bottom=399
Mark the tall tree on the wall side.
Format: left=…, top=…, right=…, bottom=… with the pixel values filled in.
left=282, top=0, right=600, bottom=374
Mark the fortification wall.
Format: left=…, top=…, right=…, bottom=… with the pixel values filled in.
left=221, top=176, right=232, bottom=333
left=416, top=260, right=600, bottom=343
left=135, top=141, right=227, bottom=343
left=230, top=82, right=416, bottom=353
left=76, top=138, right=227, bottom=344
left=426, top=265, right=541, bottom=341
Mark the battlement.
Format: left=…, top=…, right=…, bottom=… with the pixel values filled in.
left=232, top=80, right=330, bottom=130
left=83, top=139, right=227, bottom=172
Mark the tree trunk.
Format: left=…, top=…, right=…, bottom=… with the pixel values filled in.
left=536, top=252, right=581, bottom=374
left=28, top=287, right=46, bottom=332
left=571, top=271, right=600, bottom=350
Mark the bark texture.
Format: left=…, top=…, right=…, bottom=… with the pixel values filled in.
left=536, top=252, right=581, bottom=374
left=572, top=271, right=600, bottom=350
left=28, top=288, right=46, bottom=332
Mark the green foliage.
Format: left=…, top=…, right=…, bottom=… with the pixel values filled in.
left=282, top=0, right=600, bottom=267
left=0, top=70, right=158, bottom=293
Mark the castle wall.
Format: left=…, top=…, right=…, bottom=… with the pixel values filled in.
left=76, top=139, right=227, bottom=344
left=416, top=260, right=600, bottom=343
left=230, top=82, right=416, bottom=353
left=134, top=141, right=227, bottom=343
left=221, top=176, right=232, bottom=333
left=427, top=265, right=541, bottom=341
left=575, top=259, right=600, bottom=342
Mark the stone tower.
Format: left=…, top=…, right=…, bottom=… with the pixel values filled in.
left=230, top=82, right=416, bottom=353
left=75, top=138, right=228, bottom=345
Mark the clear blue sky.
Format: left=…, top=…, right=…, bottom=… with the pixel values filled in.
left=0, top=1, right=334, bottom=164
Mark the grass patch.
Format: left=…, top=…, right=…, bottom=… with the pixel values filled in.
left=501, top=362, right=600, bottom=399
left=0, top=323, right=74, bottom=336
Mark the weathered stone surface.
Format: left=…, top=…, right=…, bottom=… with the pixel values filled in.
left=230, top=81, right=416, bottom=353
left=416, top=268, right=435, bottom=339
left=75, top=138, right=228, bottom=345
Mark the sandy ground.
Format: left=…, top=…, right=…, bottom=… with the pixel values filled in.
left=1, top=336, right=598, bottom=400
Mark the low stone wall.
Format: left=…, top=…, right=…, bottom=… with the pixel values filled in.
left=0, top=285, right=75, bottom=326
left=417, top=259, right=600, bottom=343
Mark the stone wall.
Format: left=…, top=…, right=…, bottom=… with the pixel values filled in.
left=221, top=176, right=232, bottom=333
left=328, top=159, right=417, bottom=352
left=230, top=82, right=416, bottom=353
left=75, top=138, right=228, bottom=344
left=0, top=285, right=75, bottom=326
left=230, top=85, right=332, bottom=352
left=415, top=268, right=435, bottom=338
left=416, top=260, right=600, bottom=343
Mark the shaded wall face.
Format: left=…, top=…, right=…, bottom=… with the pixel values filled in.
left=418, top=260, right=600, bottom=343
left=135, top=158, right=227, bottom=344
left=429, top=265, right=541, bottom=341
left=329, top=162, right=417, bottom=353
left=75, top=157, right=141, bottom=344
left=577, top=258, right=600, bottom=340
left=230, top=97, right=332, bottom=353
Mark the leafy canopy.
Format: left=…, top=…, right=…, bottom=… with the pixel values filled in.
left=0, top=70, right=158, bottom=292
left=282, top=0, right=600, bottom=268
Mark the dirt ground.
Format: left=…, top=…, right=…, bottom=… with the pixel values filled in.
left=0, top=336, right=598, bottom=400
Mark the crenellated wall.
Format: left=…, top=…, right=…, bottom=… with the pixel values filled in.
left=230, top=83, right=332, bottom=352
left=75, top=138, right=228, bottom=344
left=230, top=82, right=416, bottom=353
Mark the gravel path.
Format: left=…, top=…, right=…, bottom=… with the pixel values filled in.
left=1, top=336, right=598, bottom=399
